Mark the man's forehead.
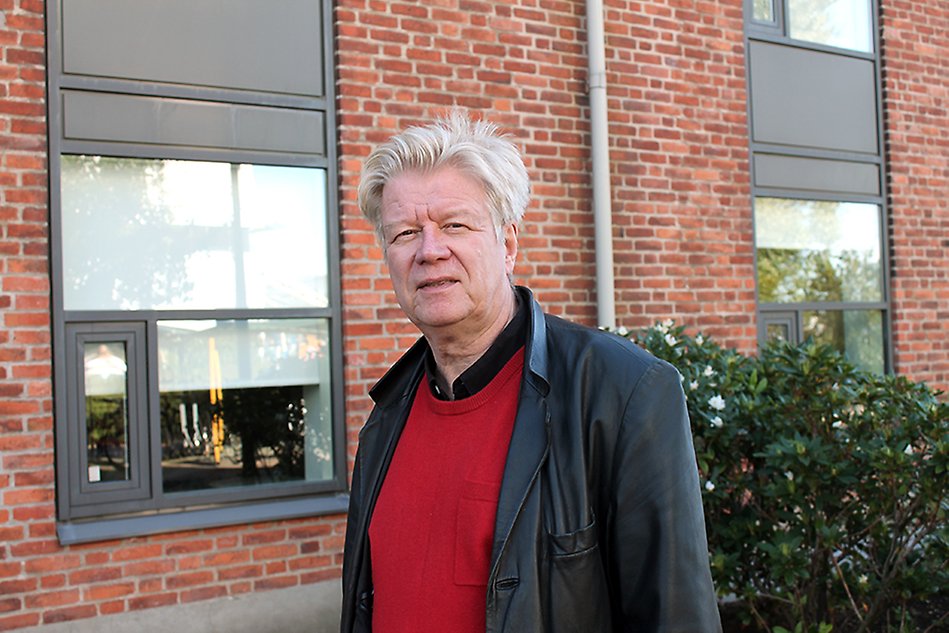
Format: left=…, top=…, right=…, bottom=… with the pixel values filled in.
left=381, top=169, right=488, bottom=216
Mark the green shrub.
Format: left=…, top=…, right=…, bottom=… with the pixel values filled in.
left=622, top=321, right=948, bottom=633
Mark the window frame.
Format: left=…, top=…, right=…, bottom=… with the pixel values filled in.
left=65, top=322, right=150, bottom=513
left=752, top=191, right=892, bottom=373
left=745, top=0, right=892, bottom=373
left=48, top=0, right=347, bottom=543
left=746, top=0, right=876, bottom=55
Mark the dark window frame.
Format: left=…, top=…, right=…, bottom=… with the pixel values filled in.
left=745, top=0, right=893, bottom=373
left=65, top=322, right=150, bottom=511
left=48, top=0, right=347, bottom=543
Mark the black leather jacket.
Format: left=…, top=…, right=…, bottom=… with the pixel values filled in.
left=341, top=289, right=722, bottom=632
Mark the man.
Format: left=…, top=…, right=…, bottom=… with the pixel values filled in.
left=341, top=111, right=721, bottom=632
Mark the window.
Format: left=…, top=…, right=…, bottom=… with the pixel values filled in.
left=749, top=0, right=874, bottom=53
left=49, top=0, right=344, bottom=542
left=746, top=0, right=889, bottom=373
left=755, top=198, right=886, bottom=373
left=787, top=0, right=873, bottom=53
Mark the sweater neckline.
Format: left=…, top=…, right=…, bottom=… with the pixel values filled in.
left=418, top=347, right=525, bottom=416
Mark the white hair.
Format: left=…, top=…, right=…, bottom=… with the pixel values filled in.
left=357, top=110, right=531, bottom=243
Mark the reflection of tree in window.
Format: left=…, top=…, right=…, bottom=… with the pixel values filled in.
left=786, top=0, right=872, bottom=52
left=802, top=309, right=884, bottom=374
left=753, top=0, right=775, bottom=22
left=84, top=342, right=130, bottom=482
left=159, top=385, right=333, bottom=492
left=755, top=197, right=882, bottom=304
left=61, top=156, right=193, bottom=310
left=758, top=248, right=880, bottom=303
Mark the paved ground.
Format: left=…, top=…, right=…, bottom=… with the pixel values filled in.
left=17, top=579, right=341, bottom=633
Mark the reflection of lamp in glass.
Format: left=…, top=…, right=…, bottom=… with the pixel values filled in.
left=208, top=338, right=224, bottom=464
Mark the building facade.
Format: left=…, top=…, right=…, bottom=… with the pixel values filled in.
left=0, top=0, right=945, bottom=630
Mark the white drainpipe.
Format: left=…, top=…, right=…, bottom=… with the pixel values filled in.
left=585, top=0, right=616, bottom=329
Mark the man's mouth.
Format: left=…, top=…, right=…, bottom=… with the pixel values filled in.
left=417, top=279, right=457, bottom=290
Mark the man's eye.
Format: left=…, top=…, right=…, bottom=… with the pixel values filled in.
left=444, top=223, right=467, bottom=231
left=391, top=229, right=417, bottom=243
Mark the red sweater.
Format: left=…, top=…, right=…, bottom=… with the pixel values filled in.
left=369, top=349, right=524, bottom=633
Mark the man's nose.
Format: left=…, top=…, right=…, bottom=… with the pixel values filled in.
left=415, top=226, right=450, bottom=263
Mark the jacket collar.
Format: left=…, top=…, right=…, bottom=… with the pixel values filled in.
left=367, top=286, right=551, bottom=407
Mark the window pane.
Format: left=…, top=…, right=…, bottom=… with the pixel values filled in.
left=802, top=309, right=884, bottom=373
left=755, top=198, right=882, bottom=303
left=157, top=319, right=333, bottom=493
left=84, top=342, right=130, bottom=483
left=787, top=0, right=873, bottom=52
left=766, top=321, right=791, bottom=342
left=61, top=156, right=329, bottom=311
left=753, top=0, right=775, bottom=22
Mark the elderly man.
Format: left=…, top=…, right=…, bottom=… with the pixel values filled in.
left=340, top=112, right=721, bottom=633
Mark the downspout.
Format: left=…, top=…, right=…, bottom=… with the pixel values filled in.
left=585, top=0, right=616, bottom=329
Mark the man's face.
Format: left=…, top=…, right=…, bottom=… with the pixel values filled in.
left=380, top=166, right=517, bottom=338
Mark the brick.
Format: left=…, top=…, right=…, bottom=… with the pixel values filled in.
left=42, top=604, right=98, bottom=624
left=24, top=588, right=80, bottom=609
left=129, top=593, right=178, bottom=611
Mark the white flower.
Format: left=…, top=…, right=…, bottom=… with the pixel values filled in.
left=616, top=326, right=629, bottom=337
left=705, top=480, right=715, bottom=492
left=689, top=380, right=699, bottom=391
left=703, top=365, right=715, bottom=377
left=710, top=416, right=723, bottom=428
left=785, top=471, right=794, bottom=481
left=858, top=574, right=869, bottom=586
left=695, top=334, right=704, bottom=345
left=664, top=333, right=676, bottom=346
left=832, top=420, right=845, bottom=429
left=656, top=321, right=668, bottom=334
left=662, top=318, right=674, bottom=329
left=708, top=394, right=726, bottom=411
left=904, top=444, right=914, bottom=455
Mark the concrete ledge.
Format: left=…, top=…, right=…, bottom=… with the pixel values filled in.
left=18, top=579, right=342, bottom=633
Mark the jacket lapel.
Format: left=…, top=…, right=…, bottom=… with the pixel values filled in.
left=490, top=290, right=551, bottom=567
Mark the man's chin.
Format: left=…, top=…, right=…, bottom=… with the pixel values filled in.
left=408, top=300, right=471, bottom=332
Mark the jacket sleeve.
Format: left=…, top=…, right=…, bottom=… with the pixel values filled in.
left=607, top=359, right=722, bottom=633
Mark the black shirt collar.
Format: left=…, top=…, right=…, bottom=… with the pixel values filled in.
left=424, top=290, right=527, bottom=400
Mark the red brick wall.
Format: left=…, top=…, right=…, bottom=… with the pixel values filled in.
left=881, top=0, right=949, bottom=396
left=337, top=0, right=755, bottom=448
left=1, top=0, right=56, bottom=628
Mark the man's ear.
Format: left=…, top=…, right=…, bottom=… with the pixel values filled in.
left=503, top=223, right=518, bottom=274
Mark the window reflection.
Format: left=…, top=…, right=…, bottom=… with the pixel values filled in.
left=157, top=319, right=333, bottom=493
left=802, top=309, right=884, bottom=373
left=84, top=342, right=130, bottom=483
left=753, top=0, right=775, bottom=22
left=787, top=0, right=873, bottom=52
left=755, top=198, right=882, bottom=304
left=60, top=156, right=329, bottom=311
left=766, top=322, right=791, bottom=342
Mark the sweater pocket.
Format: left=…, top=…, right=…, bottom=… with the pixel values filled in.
left=454, top=479, right=500, bottom=587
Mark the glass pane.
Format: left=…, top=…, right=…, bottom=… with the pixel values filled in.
left=84, top=342, right=130, bottom=482
left=157, top=318, right=333, bottom=493
left=802, top=309, right=884, bottom=373
left=753, top=0, right=775, bottom=22
left=787, top=0, right=873, bottom=52
left=61, top=156, right=329, bottom=311
left=766, top=322, right=791, bottom=342
left=755, top=198, right=882, bottom=304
